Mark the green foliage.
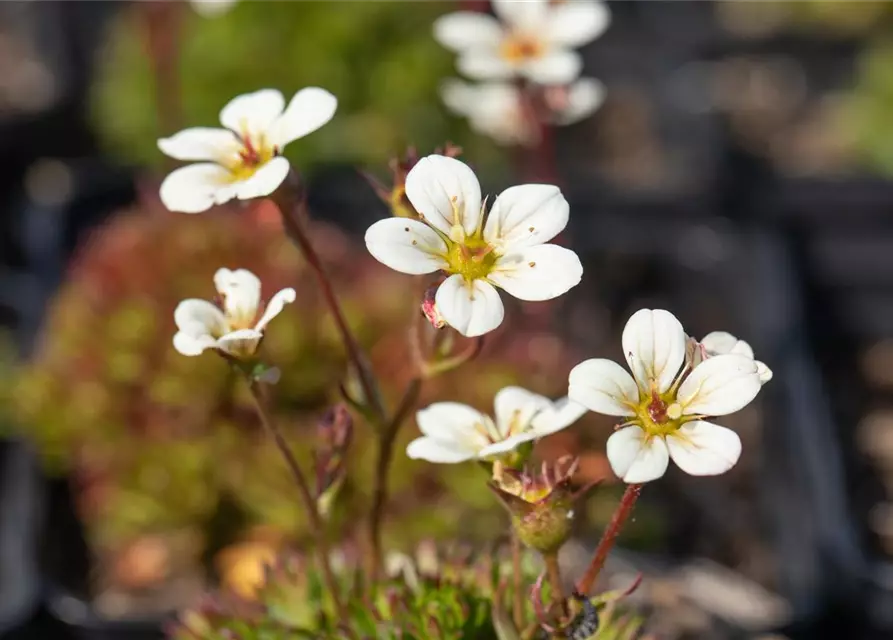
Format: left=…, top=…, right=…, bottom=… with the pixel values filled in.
left=91, top=1, right=502, bottom=169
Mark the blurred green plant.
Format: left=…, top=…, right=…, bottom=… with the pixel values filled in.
left=6, top=198, right=585, bottom=586
left=168, top=543, right=648, bottom=640
left=91, top=1, right=502, bottom=170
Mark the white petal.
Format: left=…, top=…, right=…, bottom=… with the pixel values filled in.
left=157, top=127, right=240, bottom=163
left=568, top=358, right=638, bottom=417
left=484, top=184, right=568, bottom=250
left=545, top=0, right=610, bottom=47
left=190, top=0, right=237, bottom=17
left=433, top=12, right=504, bottom=51
left=216, top=328, right=264, bottom=358
left=756, top=361, right=773, bottom=384
left=173, top=332, right=218, bottom=356
left=255, top=288, right=297, bottom=332
left=554, top=77, right=605, bottom=125
left=435, top=275, right=505, bottom=338
left=730, top=339, right=756, bottom=359
left=406, top=437, right=477, bottom=464
left=492, top=0, right=549, bottom=30
left=219, top=89, right=285, bottom=137
left=233, top=156, right=290, bottom=200
left=174, top=299, right=227, bottom=335
left=677, top=354, right=761, bottom=417
left=404, top=155, right=482, bottom=236
left=214, top=268, right=261, bottom=325
left=457, top=50, right=516, bottom=81
left=478, top=432, right=539, bottom=458
left=159, top=163, right=235, bottom=214
left=666, top=421, right=742, bottom=476
left=700, top=331, right=741, bottom=356
left=364, top=218, right=448, bottom=275
left=606, top=426, right=669, bottom=484
left=522, top=50, right=582, bottom=85
left=268, top=87, right=337, bottom=148
left=529, top=397, right=588, bottom=437
left=489, top=244, right=582, bottom=301
left=493, top=386, right=551, bottom=438
left=415, top=402, right=492, bottom=450
left=621, top=309, right=686, bottom=393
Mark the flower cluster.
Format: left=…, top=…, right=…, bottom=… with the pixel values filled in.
left=150, top=6, right=773, bottom=635
left=434, top=0, right=609, bottom=145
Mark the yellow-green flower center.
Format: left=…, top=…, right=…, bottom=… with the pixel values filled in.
left=444, top=233, right=498, bottom=282
left=633, top=391, right=686, bottom=437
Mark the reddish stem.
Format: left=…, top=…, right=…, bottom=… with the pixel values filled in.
left=575, top=484, right=643, bottom=595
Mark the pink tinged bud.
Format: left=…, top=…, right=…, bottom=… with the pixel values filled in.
left=421, top=284, right=446, bottom=329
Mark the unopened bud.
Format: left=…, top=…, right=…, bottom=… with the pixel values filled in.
left=421, top=284, right=446, bottom=329
left=313, top=405, right=353, bottom=499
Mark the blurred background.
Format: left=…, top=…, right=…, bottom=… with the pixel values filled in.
left=1, top=1, right=893, bottom=639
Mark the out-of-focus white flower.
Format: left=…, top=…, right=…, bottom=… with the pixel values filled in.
left=364, top=155, right=583, bottom=337
left=700, top=331, right=773, bottom=384
left=173, top=268, right=296, bottom=358
left=406, top=386, right=586, bottom=463
left=440, top=78, right=604, bottom=146
left=158, top=88, right=336, bottom=213
left=189, top=0, right=238, bottom=17
left=434, top=0, right=610, bottom=85
left=569, top=309, right=765, bottom=484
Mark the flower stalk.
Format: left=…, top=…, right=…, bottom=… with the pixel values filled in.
left=244, top=378, right=346, bottom=618
left=575, top=483, right=643, bottom=596
left=368, top=376, right=423, bottom=579
left=270, top=172, right=386, bottom=422
left=544, top=552, right=567, bottom=618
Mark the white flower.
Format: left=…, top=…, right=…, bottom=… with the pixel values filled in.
left=440, top=78, right=604, bottom=146
left=568, top=309, right=764, bottom=484
left=406, top=386, right=586, bottom=463
left=190, top=0, right=238, bottom=17
left=158, top=88, right=337, bottom=214
left=173, top=268, right=296, bottom=358
left=364, top=155, right=583, bottom=337
left=700, top=331, right=773, bottom=384
left=434, top=0, right=610, bottom=85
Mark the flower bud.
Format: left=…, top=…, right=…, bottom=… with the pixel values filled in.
left=313, top=405, right=353, bottom=500
left=365, top=144, right=463, bottom=219
left=420, top=283, right=446, bottom=329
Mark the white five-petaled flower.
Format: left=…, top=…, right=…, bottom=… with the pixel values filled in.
left=434, top=0, right=610, bottom=85
left=158, top=88, right=337, bottom=214
left=190, top=0, right=238, bottom=17
left=700, top=331, right=773, bottom=385
left=173, top=268, right=296, bottom=358
left=407, top=386, right=587, bottom=463
left=364, top=155, right=583, bottom=337
left=440, top=78, right=604, bottom=147
left=568, top=309, right=766, bottom=484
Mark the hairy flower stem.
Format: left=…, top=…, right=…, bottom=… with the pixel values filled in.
left=246, top=380, right=346, bottom=618
left=368, top=376, right=423, bottom=579
left=271, top=175, right=386, bottom=422
left=511, top=530, right=524, bottom=630
left=575, top=484, right=643, bottom=595
left=544, top=552, right=568, bottom=618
